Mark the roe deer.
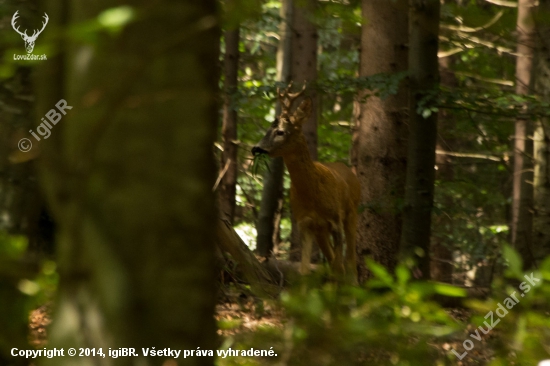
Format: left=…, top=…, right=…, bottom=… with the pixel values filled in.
left=252, top=84, right=361, bottom=282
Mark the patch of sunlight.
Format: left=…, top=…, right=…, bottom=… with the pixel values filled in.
left=18, top=279, right=40, bottom=295
left=235, top=185, right=245, bottom=204
left=234, top=223, right=257, bottom=251
left=98, top=6, right=135, bottom=31
left=489, top=225, right=509, bottom=234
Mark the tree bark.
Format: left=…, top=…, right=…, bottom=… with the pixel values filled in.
left=288, top=0, right=319, bottom=261
left=355, top=0, right=409, bottom=281
left=38, top=2, right=220, bottom=365
left=220, top=26, right=240, bottom=223
left=512, top=0, right=536, bottom=269
left=256, top=0, right=291, bottom=257
left=400, top=0, right=440, bottom=279
left=290, top=0, right=318, bottom=161
left=533, top=0, right=550, bottom=263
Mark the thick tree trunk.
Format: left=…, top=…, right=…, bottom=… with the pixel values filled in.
left=400, top=0, right=440, bottom=279
left=512, top=0, right=536, bottom=269
left=38, top=2, right=219, bottom=365
left=355, top=0, right=409, bottom=281
left=256, top=0, right=291, bottom=257
left=533, top=0, right=550, bottom=263
left=220, top=26, right=240, bottom=223
left=288, top=0, right=319, bottom=261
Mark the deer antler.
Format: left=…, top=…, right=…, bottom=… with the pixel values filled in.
left=11, top=11, right=28, bottom=38
left=11, top=11, right=48, bottom=40
left=30, top=13, right=49, bottom=39
left=277, top=81, right=307, bottom=110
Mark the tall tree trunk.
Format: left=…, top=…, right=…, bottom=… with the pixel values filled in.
left=401, top=0, right=440, bottom=279
left=256, top=0, right=292, bottom=257
left=0, top=9, right=40, bottom=366
left=38, top=2, right=219, bottom=365
left=431, top=56, right=456, bottom=284
left=290, top=0, right=318, bottom=161
left=355, top=0, right=409, bottom=281
left=533, top=0, right=550, bottom=263
left=288, top=0, right=319, bottom=261
left=512, top=0, right=536, bottom=269
left=220, top=25, right=240, bottom=223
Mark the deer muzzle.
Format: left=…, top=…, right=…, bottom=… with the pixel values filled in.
left=251, top=146, right=268, bottom=156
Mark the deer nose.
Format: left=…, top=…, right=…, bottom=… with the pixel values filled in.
left=252, top=146, right=268, bottom=156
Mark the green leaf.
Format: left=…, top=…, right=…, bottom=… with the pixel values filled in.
left=502, top=244, right=523, bottom=278
left=540, top=256, right=550, bottom=281
left=366, top=258, right=394, bottom=286
left=432, top=283, right=466, bottom=297
left=395, top=264, right=410, bottom=285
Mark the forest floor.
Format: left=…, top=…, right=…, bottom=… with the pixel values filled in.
left=29, top=294, right=497, bottom=365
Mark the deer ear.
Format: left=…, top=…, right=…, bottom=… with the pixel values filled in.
left=294, top=98, right=312, bottom=122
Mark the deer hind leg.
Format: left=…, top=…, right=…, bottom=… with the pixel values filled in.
left=330, top=221, right=345, bottom=275
left=314, top=228, right=335, bottom=268
left=344, top=213, right=358, bottom=284
left=299, top=224, right=314, bottom=275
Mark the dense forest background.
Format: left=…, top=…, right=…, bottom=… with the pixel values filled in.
left=1, top=0, right=550, bottom=365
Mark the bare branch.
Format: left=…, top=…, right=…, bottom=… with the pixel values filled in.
left=485, top=0, right=518, bottom=7
left=441, top=11, right=504, bottom=33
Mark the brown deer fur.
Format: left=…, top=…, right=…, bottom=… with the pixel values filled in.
left=252, top=86, right=360, bottom=282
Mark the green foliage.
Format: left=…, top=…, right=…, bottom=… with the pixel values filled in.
left=251, top=153, right=270, bottom=177
left=218, top=263, right=463, bottom=365
left=0, top=232, right=58, bottom=358
left=0, top=231, right=57, bottom=358
left=463, top=250, right=550, bottom=364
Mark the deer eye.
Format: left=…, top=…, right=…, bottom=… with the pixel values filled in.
left=276, top=130, right=285, bottom=136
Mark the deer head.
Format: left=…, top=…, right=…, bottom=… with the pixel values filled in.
left=12, top=11, right=49, bottom=54
left=252, top=83, right=311, bottom=157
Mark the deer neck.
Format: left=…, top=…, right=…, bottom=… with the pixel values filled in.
left=282, top=134, right=317, bottom=196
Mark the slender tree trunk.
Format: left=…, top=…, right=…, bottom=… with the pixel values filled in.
left=288, top=0, right=319, bottom=261
left=533, top=0, right=550, bottom=263
left=400, top=0, right=440, bottom=279
left=355, top=0, right=409, bottom=281
left=38, top=2, right=219, bottom=365
left=512, top=0, right=536, bottom=269
left=256, top=0, right=291, bottom=257
left=220, top=26, right=240, bottom=223
left=431, top=56, right=456, bottom=283
left=351, top=95, right=361, bottom=175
